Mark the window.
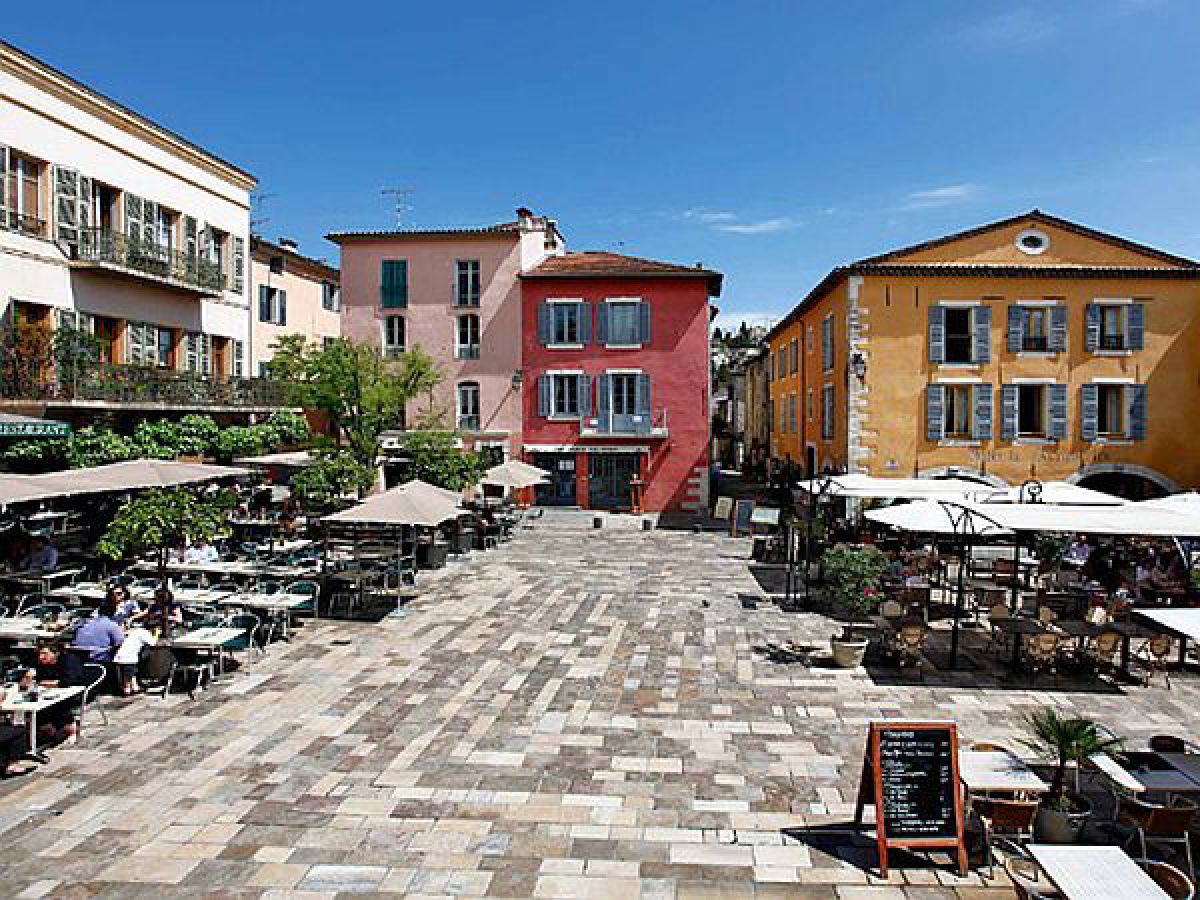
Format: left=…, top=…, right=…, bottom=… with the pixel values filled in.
left=1022, top=308, right=1049, bottom=352
left=943, top=385, right=973, bottom=439
left=543, top=301, right=586, bottom=346
left=383, top=315, right=405, bottom=358
left=1086, top=301, right=1144, bottom=353
left=609, top=373, right=638, bottom=416
left=549, top=373, right=581, bottom=417
left=821, top=384, right=834, bottom=440
left=776, top=347, right=786, bottom=377
left=232, top=237, right=245, bottom=293
left=321, top=281, right=340, bottom=311
left=456, top=382, right=481, bottom=431
left=1083, top=383, right=1146, bottom=442
left=821, top=316, right=834, bottom=372
left=806, top=325, right=813, bottom=354
left=183, top=332, right=211, bottom=375
left=232, top=340, right=244, bottom=377
left=599, top=299, right=649, bottom=346
left=928, top=383, right=992, bottom=441
left=1015, top=228, right=1050, bottom=255
left=381, top=259, right=408, bottom=308
left=1017, top=385, right=1047, bottom=437
left=1008, top=304, right=1066, bottom=354
left=156, top=326, right=174, bottom=369
left=455, top=260, right=481, bottom=306
left=944, top=308, right=973, bottom=363
left=257, top=286, right=287, bottom=325
left=126, top=321, right=158, bottom=367
left=455, top=313, right=481, bottom=359
left=1099, top=305, right=1127, bottom=351
left=1097, top=384, right=1125, bottom=438
left=207, top=227, right=226, bottom=274
left=790, top=394, right=798, bottom=433
left=789, top=338, right=798, bottom=374
left=1, top=150, right=45, bottom=236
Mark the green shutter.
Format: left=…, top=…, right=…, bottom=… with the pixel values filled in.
left=381, top=260, right=408, bottom=308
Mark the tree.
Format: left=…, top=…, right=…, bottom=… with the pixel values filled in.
left=403, top=430, right=488, bottom=490
left=289, top=451, right=375, bottom=510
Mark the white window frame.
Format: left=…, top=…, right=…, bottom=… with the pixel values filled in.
left=940, top=301, right=980, bottom=367
left=821, top=383, right=834, bottom=440
left=382, top=314, right=405, bottom=358
left=454, top=259, right=482, bottom=306
left=455, top=313, right=481, bottom=359
left=1094, top=298, right=1132, bottom=354
left=604, top=296, right=645, bottom=349
left=547, top=298, right=584, bottom=349
left=546, top=369, right=584, bottom=419
left=456, top=381, right=481, bottom=431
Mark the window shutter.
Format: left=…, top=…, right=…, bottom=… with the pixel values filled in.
left=1084, top=303, right=1100, bottom=352
left=537, top=302, right=553, bottom=344
left=637, top=302, right=651, bottom=344
left=1007, top=306, right=1023, bottom=353
left=1129, top=384, right=1148, bottom=441
left=77, top=177, right=93, bottom=238
left=0, top=145, right=8, bottom=221
left=232, top=237, right=245, bottom=293
left=1050, top=305, right=1068, bottom=352
left=258, top=286, right=270, bottom=322
left=636, top=373, right=652, bottom=415
left=972, top=384, right=993, bottom=440
left=577, top=375, right=592, bottom=417
left=537, top=375, right=551, bottom=417
left=596, top=303, right=610, bottom=345
left=381, top=260, right=407, bottom=308
left=928, top=306, right=945, bottom=363
left=1000, top=385, right=1018, bottom=440
left=1081, top=384, right=1099, bottom=441
left=54, top=166, right=80, bottom=248
left=597, top=374, right=611, bottom=429
left=278, top=290, right=288, bottom=326
left=1128, top=302, right=1145, bottom=351
left=973, top=305, right=992, bottom=363
left=926, top=384, right=944, bottom=441
left=1049, top=384, right=1068, bottom=440
left=578, top=303, right=592, bottom=345
left=124, top=193, right=142, bottom=244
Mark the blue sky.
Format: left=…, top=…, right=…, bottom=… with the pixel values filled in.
left=8, top=1, right=1200, bottom=329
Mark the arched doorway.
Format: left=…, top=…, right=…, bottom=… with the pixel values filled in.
left=1068, top=464, right=1177, bottom=501
left=917, top=466, right=1008, bottom=488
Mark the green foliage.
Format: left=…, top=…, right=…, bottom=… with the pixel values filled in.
left=97, top=488, right=234, bottom=567
left=403, top=430, right=488, bottom=491
left=0, top=439, right=66, bottom=472
left=65, top=426, right=138, bottom=469
left=289, top=452, right=375, bottom=508
left=216, top=426, right=270, bottom=463
left=1021, top=708, right=1122, bottom=809
left=177, top=415, right=221, bottom=457
left=267, top=411, right=311, bottom=445
left=132, top=419, right=181, bottom=459
left=821, top=544, right=887, bottom=619
left=1031, top=532, right=1070, bottom=570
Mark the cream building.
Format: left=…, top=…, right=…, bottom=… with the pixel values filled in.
left=250, top=236, right=340, bottom=374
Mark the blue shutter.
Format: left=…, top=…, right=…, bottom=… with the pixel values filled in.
left=926, top=384, right=944, bottom=441
left=1007, top=306, right=1023, bottom=353
left=597, top=374, right=611, bottom=431
left=596, top=303, right=610, bottom=346
left=1050, top=305, right=1068, bottom=353
left=537, top=375, right=551, bottom=417
left=636, top=373, right=652, bottom=415
left=637, top=302, right=651, bottom=345
left=1049, top=384, right=1068, bottom=440
left=537, top=303, right=553, bottom=344
left=1000, top=385, right=1018, bottom=440
left=578, top=303, right=592, bottom=345
left=1129, top=384, right=1148, bottom=440
left=1128, top=303, right=1145, bottom=351
left=1081, top=384, right=1099, bottom=441
left=973, top=384, right=993, bottom=440
left=973, top=305, right=992, bottom=363
left=578, top=375, right=592, bottom=417
left=1084, top=303, right=1100, bottom=352
left=928, top=306, right=945, bottom=363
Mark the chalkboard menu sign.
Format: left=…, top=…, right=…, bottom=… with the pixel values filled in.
left=731, top=499, right=754, bottom=536
left=854, top=722, right=967, bottom=877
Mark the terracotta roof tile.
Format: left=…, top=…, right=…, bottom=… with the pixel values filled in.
left=523, top=252, right=722, bottom=295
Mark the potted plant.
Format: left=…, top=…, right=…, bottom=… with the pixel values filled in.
left=1021, top=708, right=1122, bottom=843
left=821, top=544, right=886, bottom=667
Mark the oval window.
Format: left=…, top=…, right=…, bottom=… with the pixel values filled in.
left=1016, top=228, right=1049, bottom=255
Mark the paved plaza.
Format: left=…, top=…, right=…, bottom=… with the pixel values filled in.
left=2, top=523, right=1198, bottom=898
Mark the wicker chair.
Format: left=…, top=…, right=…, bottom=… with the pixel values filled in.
left=1026, top=633, right=1061, bottom=679
left=892, top=623, right=928, bottom=669
left=1137, top=859, right=1195, bottom=900
left=1087, top=631, right=1122, bottom=673
left=1137, top=634, right=1175, bottom=688
left=1004, top=854, right=1062, bottom=899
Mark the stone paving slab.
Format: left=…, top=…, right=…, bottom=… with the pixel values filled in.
left=2, top=524, right=1198, bottom=897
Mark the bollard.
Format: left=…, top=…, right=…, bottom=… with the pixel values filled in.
left=593, top=515, right=603, bottom=529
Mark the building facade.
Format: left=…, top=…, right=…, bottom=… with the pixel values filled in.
left=764, top=211, right=1200, bottom=497
left=250, top=236, right=340, bottom=373
left=520, top=252, right=720, bottom=513
left=0, top=40, right=278, bottom=421
left=329, top=208, right=564, bottom=455
left=742, top=347, right=769, bottom=476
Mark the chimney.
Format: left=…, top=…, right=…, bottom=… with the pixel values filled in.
left=515, top=207, right=535, bottom=229
left=279, top=237, right=298, bottom=250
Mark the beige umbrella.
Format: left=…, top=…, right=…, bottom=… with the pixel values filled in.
left=28, top=460, right=249, bottom=497
left=324, top=480, right=460, bottom=527
left=483, top=461, right=548, bottom=490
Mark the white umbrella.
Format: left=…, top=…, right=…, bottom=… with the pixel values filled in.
left=324, top=481, right=460, bottom=527
left=483, top=460, right=548, bottom=490
left=797, top=474, right=990, bottom=500
left=976, top=481, right=1125, bottom=506
left=865, top=501, right=1013, bottom=537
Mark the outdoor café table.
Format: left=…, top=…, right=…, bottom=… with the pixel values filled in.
left=170, top=626, right=246, bottom=676
left=993, top=617, right=1045, bottom=668
left=1027, top=843, right=1170, bottom=900
left=48, top=581, right=153, bottom=606
left=171, top=586, right=236, bottom=606
left=0, top=618, right=57, bottom=643
left=1154, top=753, right=1200, bottom=788
left=218, top=593, right=308, bottom=638
left=1088, top=751, right=1200, bottom=797
left=1131, top=607, right=1200, bottom=667
left=1, top=685, right=85, bottom=754
left=959, top=749, right=1049, bottom=796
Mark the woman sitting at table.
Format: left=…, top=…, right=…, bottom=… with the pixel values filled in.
left=0, top=684, right=31, bottom=777
left=138, top=587, right=183, bottom=637
left=109, top=585, right=141, bottom=626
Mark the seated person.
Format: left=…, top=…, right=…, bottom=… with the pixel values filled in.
left=74, top=598, right=124, bottom=663
left=108, top=585, right=141, bottom=626
left=1064, top=537, right=1092, bottom=567
left=113, top=625, right=156, bottom=696
left=32, top=647, right=81, bottom=746
left=21, top=535, right=58, bottom=572
left=184, top=540, right=219, bottom=564
left=0, top=689, right=30, bottom=777
left=140, top=588, right=184, bottom=636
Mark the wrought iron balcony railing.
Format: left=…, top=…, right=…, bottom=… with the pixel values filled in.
left=72, top=228, right=226, bottom=293
left=0, top=361, right=291, bottom=408
left=1021, top=335, right=1050, bottom=352
left=455, top=345, right=481, bottom=360
left=1099, top=333, right=1128, bottom=351
left=0, top=210, right=49, bottom=238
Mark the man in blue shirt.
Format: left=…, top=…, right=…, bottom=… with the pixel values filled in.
left=74, top=598, right=124, bottom=663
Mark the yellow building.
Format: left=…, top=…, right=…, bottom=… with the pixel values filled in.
left=765, top=211, right=1200, bottom=497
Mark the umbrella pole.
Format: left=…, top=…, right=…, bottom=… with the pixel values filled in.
left=1010, top=534, right=1021, bottom=614
left=950, top=532, right=968, bottom=669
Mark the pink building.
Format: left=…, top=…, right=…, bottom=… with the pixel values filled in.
left=328, top=209, right=563, bottom=456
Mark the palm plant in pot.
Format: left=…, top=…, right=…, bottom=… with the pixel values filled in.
left=821, top=544, right=886, bottom=667
left=1020, top=707, right=1122, bottom=843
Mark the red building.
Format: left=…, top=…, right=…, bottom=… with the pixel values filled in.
left=519, top=252, right=721, bottom=513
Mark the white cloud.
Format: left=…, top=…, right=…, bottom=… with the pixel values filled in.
left=712, top=217, right=799, bottom=235
left=682, top=207, right=738, bottom=223
left=961, top=10, right=1057, bottom=47
left=900, top=183, right=981, bottom=210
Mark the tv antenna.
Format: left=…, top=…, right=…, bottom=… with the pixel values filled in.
left=382, top=187, right=415, bottom=228
left=250, top=192, right=276, bottom=232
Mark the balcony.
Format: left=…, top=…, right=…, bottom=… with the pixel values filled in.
left=1099, top=333, right=1128, bottom=352
left=0, top=362, right=291, bottom=410
left=0, top=210, right=49, bottom=239
left=581, top=408, right=669, bottom=438
left=68, top=228, right=226, bottom=296
left=455, top=345, right=481, bottom=360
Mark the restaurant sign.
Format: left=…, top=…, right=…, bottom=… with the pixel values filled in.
left=0, top=422, right=71, bottom=438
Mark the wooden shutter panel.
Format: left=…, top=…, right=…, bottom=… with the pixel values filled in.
left=537, top=303, right=552, bottom=344
left=1049, top=384, right=1068, bottom=440
left=232, top=237, right=245, bottom=293
left=972, top=384, right=992, bottom=440
left=537, top=375, right=551, bottom=417
left=1084, top=303, right=1100, bottom=352
left=597, top=374, right=611, bottom=430
left=577, top=375, right=592, bottom=418
left=1129, top=384, right=1148, bottom=441
left=1050, top=305, right=1068, bottom=352
left=1128, top=303, right=1145, bottom=351
left=125, top=193, right=142, bottom=242
left=578, top=303, right=592, bottom=345
left=141, top=199, right=157, bottom=247
left=0, top=145, right=8, bottom=222
left=636, top=373, right=652, bottom=415
left=637, top=301, right=651, bottom=345
left=928, top=306, right=945, bottom=363
left=1007, top=306, right=1023, bottom=353
left=278, top=290, right=288, bottom=326
left=926, top=384, right=944, bottom=441
left=1000, top=385, right=1018, bottom=440
left=1081, top=384, right=1099, bottom=441
left=259, top=286, right=270, bottom=322
left=596, top=303, right=610, bottom=345
left=54, top=166, right=80, bottom=247
left=973, top=305, right=992, bottom=363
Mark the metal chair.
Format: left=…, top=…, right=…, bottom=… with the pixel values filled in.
left=223, top=612, right=264, bottom=660
left=176, top=578, right=204, bottom=592
left=14, top=593, right=46, bottom=615
left=21, top=603, right=65, bottom=623
left=892, top=623, right=927, bottom=669
left=973, top=797, right=1038, bottom=878
left=1137, top=635, right=1175, bottom=688
left=1150, top=735, right=1192, bottom=754
left=1004, top=854, right=1062, bottom=899
left=1137, top=859, right=1195, bottom=900
left=78, top=662, right=109, bottom=732
left=1119, top=796, right=1197, bottom=880
left=987, top=603, right=1013, bottom=653
left=139, top=645, right=201, bottom=700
